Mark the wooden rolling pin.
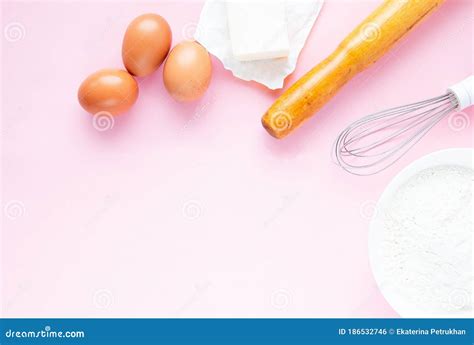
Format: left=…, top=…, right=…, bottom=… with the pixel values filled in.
left=262, top=0, right=446, bottom=139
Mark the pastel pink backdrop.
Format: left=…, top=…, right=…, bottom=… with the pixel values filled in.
left=1, top=0, right=472, bottom=317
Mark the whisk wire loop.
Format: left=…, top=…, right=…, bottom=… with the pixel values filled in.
left=333, top=92, right=459, bottom=175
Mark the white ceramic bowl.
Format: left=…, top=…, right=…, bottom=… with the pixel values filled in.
left=369, top=148, right=474, bottom=318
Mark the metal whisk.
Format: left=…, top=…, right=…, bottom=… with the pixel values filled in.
left=333, top=75, right=473, bottom=175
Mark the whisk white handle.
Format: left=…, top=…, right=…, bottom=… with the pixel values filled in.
left=448, top=75, right=474, bottom=110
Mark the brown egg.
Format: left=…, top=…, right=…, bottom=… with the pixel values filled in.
left=163, top=41, right=212, bottom=102
left=78, top=69, right=139, bottom=116
left=122, top=13, right=172, bottom=77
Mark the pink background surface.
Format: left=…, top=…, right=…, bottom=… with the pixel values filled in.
left=1, top=0, right=473, bottom=317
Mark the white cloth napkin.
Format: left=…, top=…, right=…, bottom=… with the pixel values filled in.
left=194, top=0, right=324, bottom=90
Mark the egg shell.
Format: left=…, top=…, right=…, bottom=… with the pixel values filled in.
left=163, top=41, right=212, bottom=102
left=78, top=69, right=139, bottom=116
left=122, top=14, right=172, bottom=77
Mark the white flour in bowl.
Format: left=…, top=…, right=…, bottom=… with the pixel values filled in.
left=382, top=165, right=473, bottom=314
